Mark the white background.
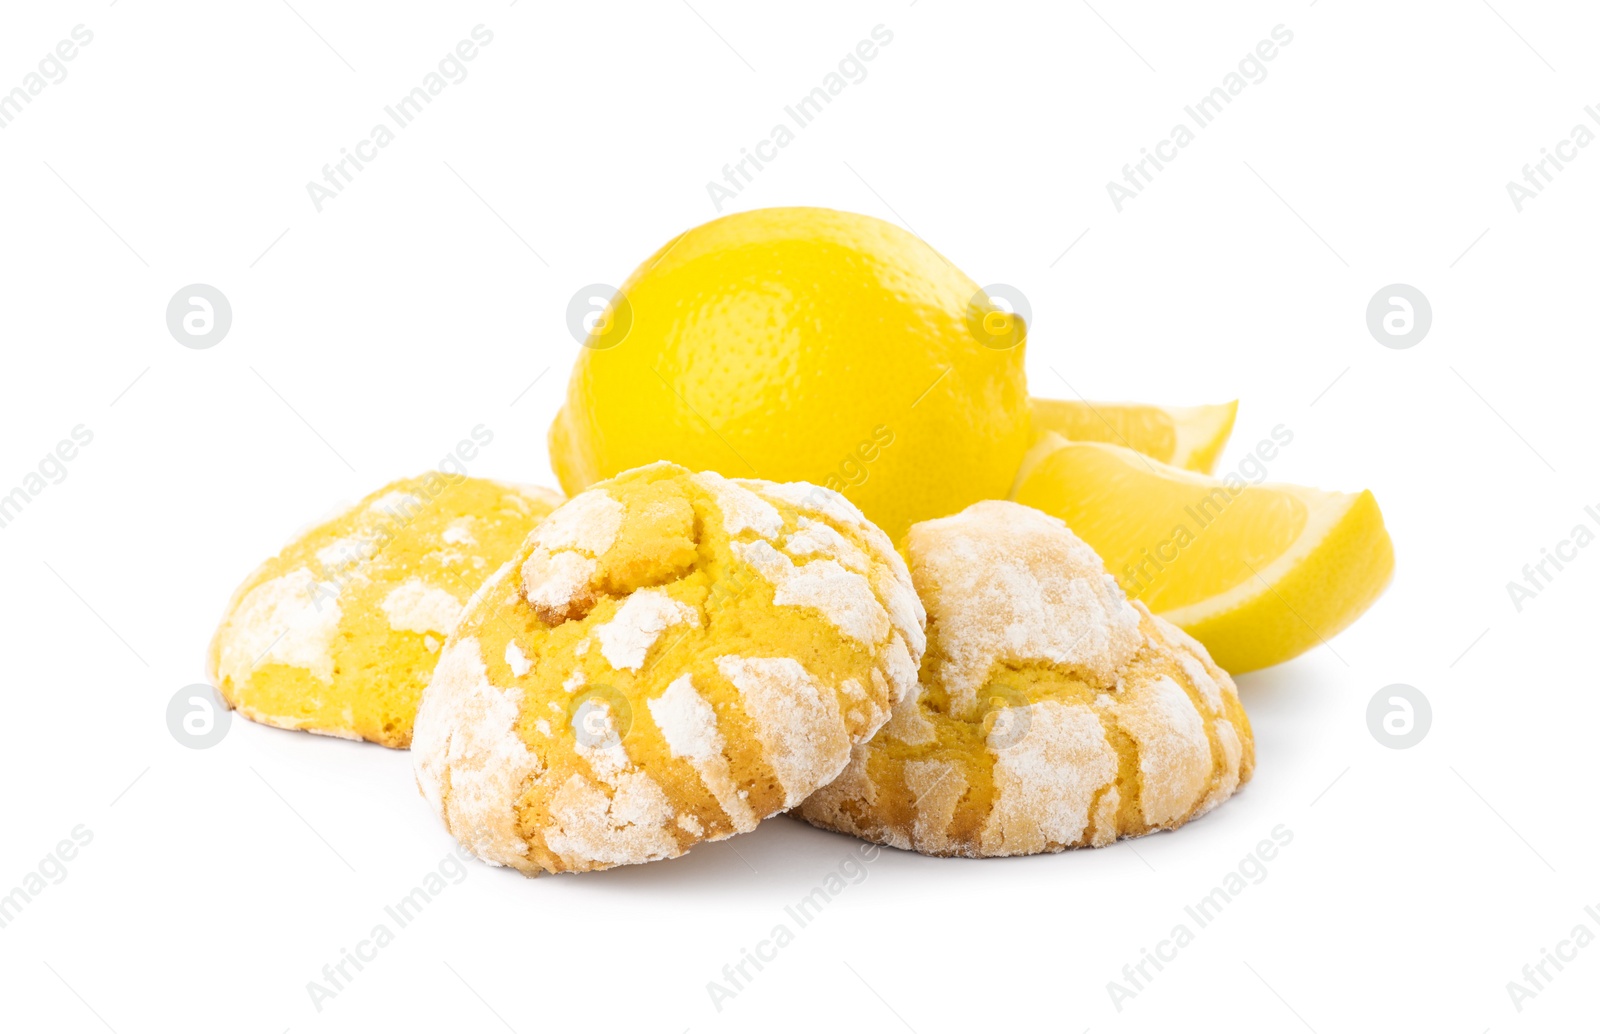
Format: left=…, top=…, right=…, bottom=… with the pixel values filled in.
left=0, top=1, right=1594, bottom=1031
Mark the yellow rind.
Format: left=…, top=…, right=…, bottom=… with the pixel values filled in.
left=1011, top=439, right=1393, bottom=673
left=1170, top=489, right=1393, bottom=673
left=1028, top=397, right=1239, bottom=473
left=548, top=207, right=1031, bottom=541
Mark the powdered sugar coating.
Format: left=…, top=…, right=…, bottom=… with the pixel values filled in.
left=208, top=476, right=562, bottom=749
left=785, top=517, right=870, bottom=572
left=534, top=489, right=624, bottom=555
left=699, top=471, right=786, bottom=538
left=315, top=536, right=369, bottom=568
left=748, top=479, right=924, bottom=654
left=517, top=490, right=626, bottom=623
left=521, top=551, right=599, bottom=624
left=412, top=637, right=540, bottom=867
left=649, top=674, right=719, bottom=760
left=905, top=759, right=967, bottom=854
left=1110, top=674, right=1212, bottom=826
left=218, top=568, right=342, bottom=684
left=595, top=588, right=699, bottom=671
left=981, top=701, right=1119, bottom=856
left=798, top=499, right=1255, bottom=858
left=380, top=577, right=463, bottom=635
left=730, top=541, right=889, bottom=646
left=648, top=674, right=757, bottom=832
left=751, top=480, right=895, bottom=557
left=441, top=518, right=476, bottom=546
left=543, top=772, right=679, bottom=868
left=908, top=500, right=1142, bottom=716
left=411, top=463, right=926, bottom=875
left=369, top=490, right=425, bottom=518
left=504, top=641, right=531, bottom=677
left=715, top=655, right=850, bottom=808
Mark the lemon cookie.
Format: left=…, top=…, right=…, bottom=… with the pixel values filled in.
left=798, top=500, right=1254, bottom=857
left=208, top=475, right=563, bottom=748
left=411, top=462, right=925, bottom=875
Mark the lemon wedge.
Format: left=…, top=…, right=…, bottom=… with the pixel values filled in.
left=1029, top=398, right=1238, bottom=473
left=1010, top=433, right=1393, bottom=672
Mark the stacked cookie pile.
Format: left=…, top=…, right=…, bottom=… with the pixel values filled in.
left=212, top=463, right=1253, bottom=874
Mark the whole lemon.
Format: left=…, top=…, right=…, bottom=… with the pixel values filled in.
left=549, top=207, right=1031, bottom=539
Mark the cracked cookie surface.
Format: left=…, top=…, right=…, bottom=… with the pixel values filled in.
left=798, top=500, right=1254, bottom=857
left=208, top=474, right=562, bottom=748
left=412, top=462, right=926, bottom=875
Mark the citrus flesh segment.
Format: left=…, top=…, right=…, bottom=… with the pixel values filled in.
left=1010, top=435, right=1393, bottom=672
left=1028, top=397, right=1238, bottom=473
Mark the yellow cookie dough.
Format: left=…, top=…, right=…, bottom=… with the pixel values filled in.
left=411, top=462, right=926, bottom=875
left=208, top=475, right=562, bottom=748
left=799, top=500, right=1254, bottom=856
